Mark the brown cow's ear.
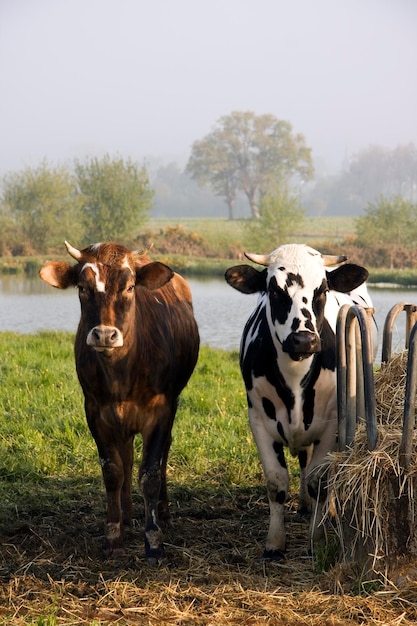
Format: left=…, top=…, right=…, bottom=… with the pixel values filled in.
left=326, top=264, right=369, bottom=293
left=225, top=265, right=267, bottom=294
left=136, top=262, right=174, bottom=290
left=39, top=262, right=78, bottom=289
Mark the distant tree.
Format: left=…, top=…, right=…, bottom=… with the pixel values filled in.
left=387, top=143, right=417, bottom=198
left=0, top=198, right=24, bottom=255
left=186, top=111, right=314, bottom=219
left=304, top=143, right=417, bottom=217
left=1, top=160, right=84, bottom=253
left=186, top=132, right=239, bottom=219
left=243, top=184, right=306, bottom=252
left=75, top=154, right=153, bottom=244
left=355, top=195, right=417, bottom=268
left=151, top=162, right=240, bottom=218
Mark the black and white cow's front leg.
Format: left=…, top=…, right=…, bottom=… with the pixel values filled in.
left=250, top=412, right=289, bottom=561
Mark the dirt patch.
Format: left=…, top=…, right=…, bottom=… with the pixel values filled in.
left=0, top=478, right=416, bottom=625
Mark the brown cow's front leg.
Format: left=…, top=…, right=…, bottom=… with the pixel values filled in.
left=139, top=416, right=174, bottom=563
left=86, top=404, right=127, bottom=556
left=100, top=447, right=126, bottom=556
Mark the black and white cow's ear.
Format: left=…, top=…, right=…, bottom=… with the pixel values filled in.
left=225, top=265, right=267, bottom=294
left=136, top=262, right=174, bottom=290
left=326, top=263, right=369, bottom=293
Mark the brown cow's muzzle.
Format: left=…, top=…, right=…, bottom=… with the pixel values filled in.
left=86, top=325, right=124, bottom=352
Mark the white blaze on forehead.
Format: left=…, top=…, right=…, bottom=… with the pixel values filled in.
left=268, top=244, right=325, bottom=288
left=82, top=262, right=106, bottom=292
left=268, top=244, right=322, bottom=269
left=121, top=255, right=134, bottom=273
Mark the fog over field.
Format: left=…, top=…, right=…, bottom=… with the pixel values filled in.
left=1, top=0, right=416, bottom=178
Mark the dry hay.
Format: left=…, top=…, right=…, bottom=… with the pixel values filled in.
left=1, top=480, right=417, bottom=625
left=322, top=351, right=417, bottom=589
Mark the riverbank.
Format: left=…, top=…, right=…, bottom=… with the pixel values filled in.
left=1, top=253, right=417, bottom=286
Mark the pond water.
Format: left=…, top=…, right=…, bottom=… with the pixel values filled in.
left=0, top=276, right=416, bottom=362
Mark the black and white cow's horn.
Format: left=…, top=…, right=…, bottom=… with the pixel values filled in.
left=65, top=240, right=82, bottom=261
left=244, top=252, right=271, bottom=266
left=322, top=254, right=347, bottom=267
left=133, top=242, right=154, bottom=258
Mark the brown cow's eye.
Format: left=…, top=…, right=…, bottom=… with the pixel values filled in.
left=126, top=285, right=135, bottom=293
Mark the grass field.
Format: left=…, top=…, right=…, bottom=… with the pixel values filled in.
left=147, top=215, right=356, bottom=251
left=0, top=215, right=356, bottom=279
left=2, top=216, right=417, bottom=286
left=1, top=332, right=416, bottom=624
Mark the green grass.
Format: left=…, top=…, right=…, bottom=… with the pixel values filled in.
left=0, top=332, right=92, bottom=481
left=171, top=347, right=262, bottom=488
left=0, top=335, right=266, bottom=490
left=147, top=215, right=356, bottom=252
left=0, top=333, right=302, bottom=510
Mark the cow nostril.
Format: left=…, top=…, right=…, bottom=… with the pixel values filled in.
left=110, top=330, right=118, bottom=342
left=93, top=328, right=101, bottom=341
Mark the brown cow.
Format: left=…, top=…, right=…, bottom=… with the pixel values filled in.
left=40, top=241, right=199, bottom=563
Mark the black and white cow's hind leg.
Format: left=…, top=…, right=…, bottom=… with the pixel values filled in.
left=250, top=416, right=289, bottom=561
left=297, top=445, right=313, bottom=518
left=305, top=438, right=335, bottom=555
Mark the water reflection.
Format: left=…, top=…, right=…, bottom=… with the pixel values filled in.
left=1, top=276, right=417, bottom=359
left=0, top=276, right=257, bottom=349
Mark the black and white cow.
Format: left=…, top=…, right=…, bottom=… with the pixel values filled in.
left=225, top=244, right=373, bottom=560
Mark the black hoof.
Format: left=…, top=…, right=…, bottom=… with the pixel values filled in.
left=261, top=548, right=286, bottom=562
left=102, top=536, right=127, bottom=558
left=145, top=551, right=166, bottom=566
left=145, top=542, right=166, bottom=566
left=296, top=506, right=311, bottom=519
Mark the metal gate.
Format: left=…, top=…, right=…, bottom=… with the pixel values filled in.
left=336, top=301, right=417, bottom=466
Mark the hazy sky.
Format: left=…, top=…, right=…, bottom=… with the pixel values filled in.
left=1, top=0, right=416, bottom=177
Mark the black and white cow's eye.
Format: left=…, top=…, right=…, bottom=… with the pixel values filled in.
left=270, top=285, right=288, bottom=302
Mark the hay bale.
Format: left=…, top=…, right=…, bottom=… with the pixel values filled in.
left=322, top=351, right=417, bottom=581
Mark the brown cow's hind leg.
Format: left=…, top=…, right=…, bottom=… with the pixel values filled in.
left=120, top=437, right=134, bottom=526
left=140, top=416, right=174, bottom=563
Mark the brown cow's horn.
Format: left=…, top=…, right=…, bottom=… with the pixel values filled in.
left=244, top=252, right=271, bottom=266
left=65, top=240, right=82, bottom=261
left=322, top=254, right=347, bottom=266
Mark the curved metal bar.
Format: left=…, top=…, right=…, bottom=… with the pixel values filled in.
left=399, top=322, right=417, bottom=469
left=336, top=305, right=377, bottom=451
left=381, top=302, right=417, bottom=364
left=336, top=304, right=350, bottom=452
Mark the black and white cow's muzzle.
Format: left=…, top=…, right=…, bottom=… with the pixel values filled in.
left=281, top=331, right=321, bottom=361
left=86, top=324, right=124, bottom=353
